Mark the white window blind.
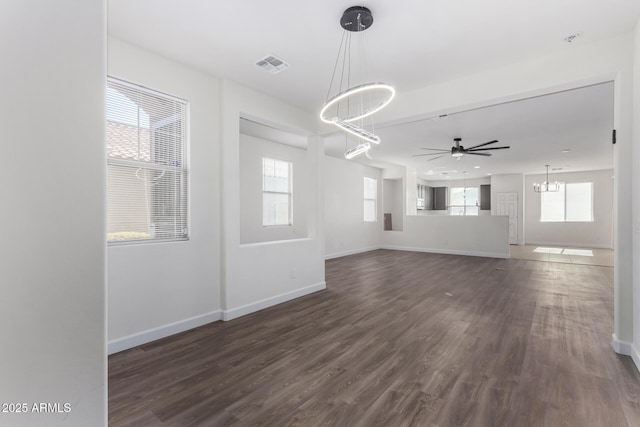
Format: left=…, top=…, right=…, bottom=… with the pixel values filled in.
left=566, top=183, right=593, bottom=221
left=540, top=184, right=565, bottom=222
left=540, top=182, right=593, bottom=222
left=263, top=157, right=292, bottom=226
left=363, top=177, right=377, bottom=222
left=449, top=187, right=479, bottom=216
left=106, top=78, right=188, bottom=244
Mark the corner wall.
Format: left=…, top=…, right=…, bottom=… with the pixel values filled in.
left=325, top=156, right=383, bottom=258
left=220, top=80, right=325, bottom=319
left=0, top=1, right=106, bottom=424
left=107, top=39, right=222, bottom=353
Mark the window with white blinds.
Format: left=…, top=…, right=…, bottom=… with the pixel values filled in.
left=263, top=157, right=292, bottom=226
left=540, top=182, right=593, bottom=222
left=106, top=78, right=188, bottom=244
left=363, top=177, right=377, bottom=222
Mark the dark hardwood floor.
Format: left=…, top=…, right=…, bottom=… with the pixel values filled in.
left=109, top=250, right=640, bottom=426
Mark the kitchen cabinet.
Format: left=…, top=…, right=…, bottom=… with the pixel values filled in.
left=480, top=184, right=491, bottom=210
left=433, top=187, right=448, bottom=210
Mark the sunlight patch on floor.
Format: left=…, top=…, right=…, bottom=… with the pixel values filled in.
left=562, top=249, right=593, bottom=257
left=533, top=247, right=593, bottom=257
left=533, top=247, right=563, bottom=254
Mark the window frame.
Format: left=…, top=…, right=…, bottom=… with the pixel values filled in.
left=540, top=181, right=594, bottom=223
left=262, top=157, right=293, bottom=227
left=106, top=77, right=189, bottom=245
left=363, top=177, right=378, bottom=222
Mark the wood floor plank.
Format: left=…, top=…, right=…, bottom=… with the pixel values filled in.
left=109, top=250, right=640, bottom=426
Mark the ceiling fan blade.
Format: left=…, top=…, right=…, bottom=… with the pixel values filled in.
left=465, top=152, right=492, bottom=156
left=412, top=152, right=448, bottom=157
left=426, top=155, right=446, bottom=161
left=419, top=148, right=450, bottom=152
left=467, top=146, right=510, bottom=152
left=465, top=140, right=499, bottom=150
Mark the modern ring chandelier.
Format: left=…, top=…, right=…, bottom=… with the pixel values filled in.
left=321, top=6, right=395, bottom=159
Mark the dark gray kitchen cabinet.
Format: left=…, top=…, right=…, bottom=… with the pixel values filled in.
left=480, top=184, right=491, bottom=210
left=433, top=187, right=448, bottom=210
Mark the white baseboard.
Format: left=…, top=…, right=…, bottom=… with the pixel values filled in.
left=108, top=310, right=222, bottom=355
left=325, top=246, right=381, bottom=260
left=526, top=241, right=613, bottom=249
left=632, top=344, right=640, bottom=373
left=611, top=333, right=632, bottom=355
left=223, top=282, right=326, bottom=321
left=613, top=334, right=640, bottom=373
left=381, top=245, right=509, bottom=259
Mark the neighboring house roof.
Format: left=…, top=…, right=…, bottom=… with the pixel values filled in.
left=106, top=120, right=151, bottom=161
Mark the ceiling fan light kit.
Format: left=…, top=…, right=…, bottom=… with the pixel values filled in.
left=533, top=165, right=560, bottom=193
left=321, top=6, right=395, bottom=160
left=413, top=137, right=510, bottom=161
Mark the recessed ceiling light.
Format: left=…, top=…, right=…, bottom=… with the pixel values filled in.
left=562, top=149, right=570, bottom=153
left=486, top=173, right=492, bottom=176
left=474, top=165, right=480, bottom=169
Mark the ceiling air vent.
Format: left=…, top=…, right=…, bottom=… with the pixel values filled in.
left=256, top=55, right=290, bottom=74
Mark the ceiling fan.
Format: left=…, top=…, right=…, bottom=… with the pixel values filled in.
left=412, top=138, right=510, bottom=161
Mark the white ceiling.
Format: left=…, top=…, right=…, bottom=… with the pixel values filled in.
left=325, top=82, right=615, bottom=179
left=109, top=1, right=634, bottom=178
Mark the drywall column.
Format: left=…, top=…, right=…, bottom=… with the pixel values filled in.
left=0, top=1, right=106, bottom=425
left=406, top=167, right=418, bottom=216
left=613, top=43, right=635, bottom=352
left=632, top=17, right=640, bottom=369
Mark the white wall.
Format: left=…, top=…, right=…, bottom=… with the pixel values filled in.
left=107, top=39, right=222, bottom=353
left=240, top=134, right=308, bottom=244
left=381, top=171, right=508, bottom=257
left=383, top=167, right=408, bottom=230
left=374, top=33, right=634, bottom=351
left=221, top=80, right=325, bottom=319
left=632, top=17, right=640, bottom=369
left=491, top=174, right=525, bottom=244
left=0, top=1, right=106, bottom=425
left=406, top=167, right=418, bottom=216
left=382, top=216, right=510, bottom=258
left=383, top=179, right=404, bottom=231
left=525, top=169, right=614, bottom=248
left=325, top=156, right=382, bottom=258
